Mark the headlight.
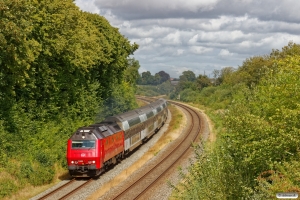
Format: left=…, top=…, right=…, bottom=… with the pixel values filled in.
left=92, top=160, right=95, bottom=164
left=71, top=161, right=74, bottom=164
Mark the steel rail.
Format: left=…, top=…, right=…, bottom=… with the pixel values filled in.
left=37, top=179, right=76, bottom=200
left=59, top=178, right=93, bottom=200
left=37, top=178, right=93, bottom=200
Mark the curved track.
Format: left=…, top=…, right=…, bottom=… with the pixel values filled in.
left=109, top=97, right=205, bottom=200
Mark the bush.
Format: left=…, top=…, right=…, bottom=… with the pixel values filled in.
left=171, top=140, right=255, bottom=199
left=28, top=165, right=55, bottom=186
left=0, top=179, right=18, bottom=198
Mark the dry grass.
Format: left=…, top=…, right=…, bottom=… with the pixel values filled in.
left=4, top=164, right=70, bottom=200
left=136, top=98, right=148, bottom=107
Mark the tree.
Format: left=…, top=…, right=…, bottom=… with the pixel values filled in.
left=124, top=58, right=140, bottom=88
left=84, top=12, right=138, bottom=99
left=196, top=74, right=212, bottom=90
left=179, top=70, right=196, bottom=82
left=140, top=71, right=152, bottom=85
left=176, top=70, right=197, bottom=91
left=156, top=71, right=170, bottom=84
left=225, top=53, right=300, bottom=188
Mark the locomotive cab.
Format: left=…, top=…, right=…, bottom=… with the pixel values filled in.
left=66, top=123, right=125, bottom=177
left=67, top=129, right=102, bottom=177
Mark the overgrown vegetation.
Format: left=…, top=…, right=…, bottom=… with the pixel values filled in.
left=137, top=42, right=300, bottom=199
left=0, top=0, right=139, bottom=198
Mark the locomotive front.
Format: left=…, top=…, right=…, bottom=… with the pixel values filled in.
left=66, top=128, right=102, bottom=177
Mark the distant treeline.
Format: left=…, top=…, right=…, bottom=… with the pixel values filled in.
left=137, top=70, right=171, bottom=85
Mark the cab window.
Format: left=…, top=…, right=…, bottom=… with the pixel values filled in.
left=72, top=140, right=96, bottom=149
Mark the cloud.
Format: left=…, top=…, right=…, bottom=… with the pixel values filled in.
left=75, top=0, right=300, bottom=78
left=90, top=0, right=300, bottom=23
left=75, top=0, right=100, bottom=13
left=190, top=46, right=213, bottom=55
left=93, top=0, right=220, bottom=19
left=219, top=49, right=233, bottom=56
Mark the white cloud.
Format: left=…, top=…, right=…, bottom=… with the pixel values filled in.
left=161, top=31, right=182, bottom=45
left=219, top=49, right=234, bottom=58
left=188, top=34, right=198, bottom=45
left=75, top=0, right=99, bottom=13
left=189, top=46, right=213, bottom=55
left=176, top=49, right=184, bottom=55
left=74, top=0, right=300, bottom=78
left=92, top=0, right=220, bottom=12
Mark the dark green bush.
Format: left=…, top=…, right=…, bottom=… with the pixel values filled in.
left=28, top=166, right=55, bottom=186
left=20, top=161, right=33, bottom=179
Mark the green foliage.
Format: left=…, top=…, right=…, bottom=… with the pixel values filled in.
left=179, top=70, right=196, bottom=82
left=171, top=42, right=300, bottom=199
left=256, top=161, right=300, bottom=198
left=124, top=58, right=141, bottom=88
left=96, top=81, right=138, bottom=122
left=196, top=74, right=212, bottom=90
left=174, top=84, right=236, bottom=110
left=137, top=70, right=171, bottom=85
left=136, top=85, right=161, bottom=96
left=225, top=55, right=300, bottom=185
left=172, top=113, right=255, bottom=199
left=157, top=71, right=170, bottom=83
left=136, top=81, right=175, bottom=97
left=28, top=166, right=55, bottom=186
left=20, top=161, right=33, bottom=180
left=0, top=0, right=139, bottom=197
left=138, top=71, right=159, bottom=85
left=0, top=179, right=18, bottom=198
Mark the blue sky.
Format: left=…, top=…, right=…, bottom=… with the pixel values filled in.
left=75, top=0, right=300, bottom=78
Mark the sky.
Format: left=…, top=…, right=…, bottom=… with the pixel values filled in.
left=74, top=0, right=300, bottom=78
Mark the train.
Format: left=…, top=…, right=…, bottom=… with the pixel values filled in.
left=66, top=98, right=168, bottom=177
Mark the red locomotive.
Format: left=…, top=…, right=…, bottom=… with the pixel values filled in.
left=66, top=98, right=168, bottom=177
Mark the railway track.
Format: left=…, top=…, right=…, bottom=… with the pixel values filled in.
left=108, top=97, right=204, bottom=200
left=34, top=96, right=207, bottom=200
left=37, top=178, right=94, bottom=200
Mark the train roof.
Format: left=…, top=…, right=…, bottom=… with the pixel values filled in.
left=70, top=121, right=122, bottom=140
left=69, top=98, right=168, bottom=139
left=104, top=98, right=167, bottom=123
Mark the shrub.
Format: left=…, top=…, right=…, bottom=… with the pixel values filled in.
left=0, top=179, right=18, bottom=198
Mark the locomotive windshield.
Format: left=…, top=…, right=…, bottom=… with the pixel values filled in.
left=72, top=140, right=96, bottom=149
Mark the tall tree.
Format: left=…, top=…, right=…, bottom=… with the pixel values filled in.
left=179, top=70, right=196, bottom=82
left=156, top=71, right=170, bottom=84
left=196, top=74, right=212, bottom=90
left=177, top=70, right=197, bottom=92
left=124, top=58, right=140, bottom=87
